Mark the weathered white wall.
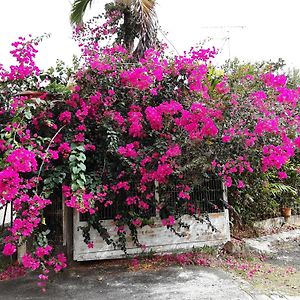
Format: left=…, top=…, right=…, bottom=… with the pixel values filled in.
left=74, top=210, right=231, bottom=261
left=254, top=215, right=300, bottom=230
left=0, top=203, right=12, bottom=226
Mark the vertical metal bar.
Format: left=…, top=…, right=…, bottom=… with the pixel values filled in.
left=154, top=180, right=159, bottom=212
left=10, top=202, right=13, bottom=227
left=2, top=203, right=8, bottom=229
left=222, top=180, right=228, bottom=212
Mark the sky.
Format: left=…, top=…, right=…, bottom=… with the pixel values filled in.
left=0, top=0, right=300, bottom=70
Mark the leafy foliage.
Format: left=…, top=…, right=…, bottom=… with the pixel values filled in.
left=70, top=0, right=157, bottom=57
left=1, top=12, right=300, bottom=288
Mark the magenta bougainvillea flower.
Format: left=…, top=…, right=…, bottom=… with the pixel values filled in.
left=1, top=9, right=300, bottom=290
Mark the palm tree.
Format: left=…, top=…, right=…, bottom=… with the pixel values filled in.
left=70, top=0, right=157, bottom=57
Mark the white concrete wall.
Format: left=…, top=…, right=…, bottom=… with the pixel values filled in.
left=74, top=210, right=231, bottom=261
left=0, top=203, right=12, bottom=227
left=254, top=215, right=300, bottom=230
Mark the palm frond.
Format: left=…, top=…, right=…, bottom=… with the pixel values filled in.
left=132, top=0, right=157, bottom=57
left=70, top=0, right=95, bottom=25
left=268, top=183, right=297, bottom=197
left=116, top=0, right=131, bottom=6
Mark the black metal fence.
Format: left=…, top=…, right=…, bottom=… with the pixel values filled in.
left=80, top=178, right=225, bottom=222
left=164, top=178, right=225, bottom=214
left=0, top=178, right=225, bottom=239
left=80, top=182, right=157, bottom=221
left=293, top=203, right=300, bottom=215
left=44, top=190, right=63, bottom=245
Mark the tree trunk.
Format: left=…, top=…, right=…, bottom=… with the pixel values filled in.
left=123, top=9, right=135, bottom=53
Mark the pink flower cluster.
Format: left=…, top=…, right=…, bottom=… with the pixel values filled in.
left=128, top=106, right=144, bottom=138
left=0, top=36, right=40, bottom=81
left=2, top=20, right=300, bottom=287
left=262, top=143, right=294, bottom=172
left=121, top=67, right=153, bottom=90
left=6, top=148, right=37, bottom=173
left=118, top=142, right=139, bottom=159
left=161, top=215, right=175, bottom=226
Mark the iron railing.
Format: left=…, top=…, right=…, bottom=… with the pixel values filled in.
left=43, top=190, right=63, bottom=244
left=80, top=182, right=156, bottom=221
left=80, top=178, right=225, bottom=221
left=164, top=178, right=225, bottom=214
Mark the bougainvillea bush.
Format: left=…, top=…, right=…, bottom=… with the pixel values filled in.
left=221, top=59, right=300, bottom=224
left=1, top=11, right=300, bottom=286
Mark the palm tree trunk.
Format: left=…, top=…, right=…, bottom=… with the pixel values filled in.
left=123, top=8, right=135, bottom=53
left=70, top=0, right=157, bottom=58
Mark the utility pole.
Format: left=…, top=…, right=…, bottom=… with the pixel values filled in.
left=199, top=26, right=246, bottom=60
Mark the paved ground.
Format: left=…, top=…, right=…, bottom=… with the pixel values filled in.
left=0, top=263, right=292, bottom=300
left=244, top=229, right=300, bottom=299
left=244, top=228, right=300, bottom=272
left=245, top=229, right=300, bottom=255
left=267, top=238, right=300, bottom=272
left=0, top=229, right=300, bottom=300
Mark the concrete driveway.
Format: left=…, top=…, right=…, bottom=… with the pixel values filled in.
left=1, top=229, right=300, bottom=300
left=0, top=264, right=266, bottom=300
left=0, top=261, right=299, bottom=300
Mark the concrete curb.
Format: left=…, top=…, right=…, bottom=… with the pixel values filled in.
left=254, top=215, right=300, bottom=230
left=244, top=229, right=300, bottom=254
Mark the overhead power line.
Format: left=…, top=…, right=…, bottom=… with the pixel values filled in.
left=199, top=26, right=246, bottom=59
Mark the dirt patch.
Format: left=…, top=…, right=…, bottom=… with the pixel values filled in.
left=232, top=223, right=299, bottom=240
left=248, top=264, right=300, bottom=296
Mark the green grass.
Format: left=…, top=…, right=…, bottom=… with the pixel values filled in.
left=192, top=245, right=218, bottom=256
left=0, top=255, right=10, bottom=273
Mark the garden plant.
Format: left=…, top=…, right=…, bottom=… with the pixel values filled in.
left=1, top=3, right=300, bottom=288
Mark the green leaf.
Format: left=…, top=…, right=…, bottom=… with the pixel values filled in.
left=71, top=183, right=79, bottom=191
left=43, top=178, right=52, bottom=185
left=72, top=167, right=80, bottom=174
left=77, top=153, right=86, bottom=162
left=76, top=179, right=85, bottom=188
left=53, top=177, right=61, bottom=184
left=75, top=145, right=85, bottom=152
left=70, top=0, right=95, bottom=25
left=59, top=172, right=67, bottom=179
left=27, top=102, right=37, bottom=109
left=79, top=173, right=86, bottom=180
left=78, top=163, right=86, bottom=171
left=24, top=110, right=32, bottom=120
left=69, top=155, right=77, bottom=162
